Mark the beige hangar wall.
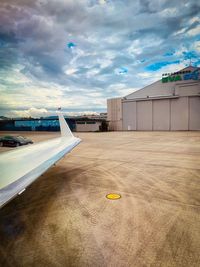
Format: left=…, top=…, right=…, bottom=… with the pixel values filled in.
left=108, top=67, right=200, bottom=131
left=107, top=98, right=122, bottom=130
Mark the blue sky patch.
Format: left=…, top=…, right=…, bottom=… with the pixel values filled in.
left=163, top=51, right=175, bottom=57
left=182, top=51, right=198, bottom=60
left=146, top=60, right=180, bottom=71
left=67, top=42, right=76, bottom=49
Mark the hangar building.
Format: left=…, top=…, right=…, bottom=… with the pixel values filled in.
left=107, top=66, right=200, bottom=131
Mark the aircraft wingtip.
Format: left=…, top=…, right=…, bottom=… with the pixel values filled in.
left=57, top=111, right=74, bottom=138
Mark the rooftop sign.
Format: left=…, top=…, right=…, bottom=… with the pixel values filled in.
left=162, top=69, right=200, bottom=83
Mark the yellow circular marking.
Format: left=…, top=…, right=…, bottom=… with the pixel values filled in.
left=106, top=193, right=121, bottom=200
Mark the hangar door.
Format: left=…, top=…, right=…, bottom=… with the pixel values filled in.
left=122, top=102, right=136, bottom=130
left=189, top=97, right=200, bottom=130
left=153, top=99, right=170, bottom=130
left=137, top=101, right=152, bottom=130
left=171, top=97, right=189, bottom=130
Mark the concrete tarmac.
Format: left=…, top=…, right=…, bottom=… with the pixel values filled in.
left=0, top=131, right=200, bottom=267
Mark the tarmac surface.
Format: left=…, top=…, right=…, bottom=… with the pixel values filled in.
left=0, top=131, right=200, bottom=267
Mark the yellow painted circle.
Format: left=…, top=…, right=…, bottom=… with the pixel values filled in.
left=106, top=193, right=121, bottom=200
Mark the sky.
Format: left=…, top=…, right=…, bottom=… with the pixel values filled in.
left=0, top=0, right=200, bottom=118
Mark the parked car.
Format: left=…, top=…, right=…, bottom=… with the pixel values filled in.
left=0, top=135, right=33, bottom=147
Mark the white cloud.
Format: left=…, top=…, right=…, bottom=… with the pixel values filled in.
left=173, top=28, right=186, bottom=36
left=137, top=72, right=152, bottom=78
left=5, top=108, right=101, bottom=118
left=0, top=0, right=200, bottom=116
left=86, top=92, right=102, bottom=97
left=64, top=111, right=100, bottom=116
left=86, top=68, right=99, bottom=78
left=6, top=108, right=49, bottom=118
left=193, top=41, right=200, bottom=52
left=187, top=25, right=200, bottom=36
left=189, top=17, right=200, bottom=24
left=99, top=0, right=107, bottom=5
left=160, top=8, right=177, bottom=17
left=64, top=68, right=78, bottom=75
left=127, top=39, right=142, bottom=55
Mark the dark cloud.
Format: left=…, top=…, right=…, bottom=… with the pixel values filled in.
left=0, top=0, right=199, bottom=116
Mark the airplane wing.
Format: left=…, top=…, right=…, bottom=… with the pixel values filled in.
left=0, top=112, right=81, bottom=208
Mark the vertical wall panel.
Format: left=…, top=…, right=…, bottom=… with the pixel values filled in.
left=107, top=98, right=122, bottom=130
left=122, top=102, right=136, bottom=130
left=153, top=99, right=170, bottom=130
left=189, top=97, right=200, bottom=130
left=137, top=101, right=152, bottom=130
left=171, top=97, right=189, bottom=130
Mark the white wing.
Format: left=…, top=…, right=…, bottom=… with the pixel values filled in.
left=0, top=112, right=81, bottom=208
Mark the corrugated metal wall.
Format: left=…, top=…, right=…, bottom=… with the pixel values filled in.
left=122, top=96, right=200, bottom=131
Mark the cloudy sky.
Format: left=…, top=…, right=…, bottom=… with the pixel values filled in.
left=0, top=0, right=200, bottom=117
